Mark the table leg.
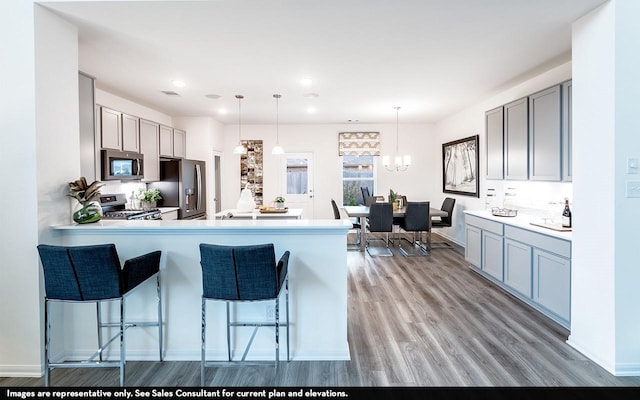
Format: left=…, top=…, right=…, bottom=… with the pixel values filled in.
left=359, top=216, right=366, bottom=252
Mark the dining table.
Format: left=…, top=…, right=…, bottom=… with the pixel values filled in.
left=343, top=205, right=448, bottom=252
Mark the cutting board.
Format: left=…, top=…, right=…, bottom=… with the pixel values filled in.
left=529, top=221, right=572, bottom=232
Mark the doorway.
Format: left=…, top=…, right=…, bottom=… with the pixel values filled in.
left=281, top=152, right=314, bottom=218
left=212, top=151, right=222, bottom=214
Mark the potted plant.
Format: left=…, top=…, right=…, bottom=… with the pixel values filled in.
left=67, top=177, right=104, bottom=224
left=389, top=189, right=399, bottom=211
left=274, top=196, right=286, bottom=209
left=137, top=188, right=162, bottom=210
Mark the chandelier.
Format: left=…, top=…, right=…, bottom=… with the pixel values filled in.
left=382, top=106, right=411, bottom=171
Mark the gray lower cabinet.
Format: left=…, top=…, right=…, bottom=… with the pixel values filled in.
left=504, top=238, right=532, bottom=297
left=464, top=213, right=571, bottom=329
left=533, top=248, right=571, bottom=323
left=482, top=231, right=503, bottom=281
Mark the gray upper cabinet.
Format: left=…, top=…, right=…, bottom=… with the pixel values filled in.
left=504, top=97, right=529, bottom=180
left=100, top=107, right=122, bottom=150
left=529, top=85, right=562, bottom=181
left=173, top=128, right=186, bottom=159
left=121, top=113, right=140, bottom=153
left=485, top=106, right=504, bottom=180
left=140, top=119, right=160, bottom=182
left=562, top=80, right=572, bottom=182
left=159, top=125, right=174, bottom=157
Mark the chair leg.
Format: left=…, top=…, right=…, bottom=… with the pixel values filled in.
left=275, top=297, right=280, bottom=368
left=96, top=302, right=103, bottom=362
left=44, top=299, right=50, bottom=387
left=226, top=302, right=231, bottom=362
left=285, top=277, right=290, bottom=362
left=156, top=275, right=163, bottom=361
left=201, top=297, right=206, bottom=386
left=119, top=298, right=125, bottom=387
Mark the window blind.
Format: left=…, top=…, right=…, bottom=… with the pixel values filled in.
left=338, top=132, right=380, bottom=156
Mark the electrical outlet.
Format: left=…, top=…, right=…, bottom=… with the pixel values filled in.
left=626, top=181, right=640, bottom=198
left=266, top=305, right=275, bottom=320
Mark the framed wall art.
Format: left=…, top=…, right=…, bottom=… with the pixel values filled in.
left=442, top=135, right=479, bottom=197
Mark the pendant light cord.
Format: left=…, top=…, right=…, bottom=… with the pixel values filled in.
left=395, top=106, right=400, bottom=154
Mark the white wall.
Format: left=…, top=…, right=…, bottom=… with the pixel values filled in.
left=433, top=62, right=573, bottom=244
left=569, top=0, right=640, bottom=376
left=0, top=2, right=80, bottom=376
left=219, top=123, right=434, bottom=219
left=0, top=0, right=40, bottom=377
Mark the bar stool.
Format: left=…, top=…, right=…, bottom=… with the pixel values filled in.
left=199, top=243, right=290, bottom=386
left=36, top=244, right=163, bottom=386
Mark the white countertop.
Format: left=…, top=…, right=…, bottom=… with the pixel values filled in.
left=53, top=218, right=351, bottom=234
left=156, top=207, right=180, bottom=213
left=213, top=208, right=303, bottom=219
left=464, top=209, right=572, bottom=241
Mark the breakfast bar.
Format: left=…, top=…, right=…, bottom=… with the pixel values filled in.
left=50, top=219, right=352, bottom=362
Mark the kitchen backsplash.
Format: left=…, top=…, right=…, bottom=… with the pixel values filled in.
left=484, top=180, right=572, bottom=220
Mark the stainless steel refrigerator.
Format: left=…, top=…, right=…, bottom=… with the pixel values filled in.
left=150, top=158, right=206, bottom=219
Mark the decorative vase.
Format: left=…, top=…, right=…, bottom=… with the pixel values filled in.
left=392, top=201, right=399, bottom=211
left=73, top=201, right=102, bottom=224
left=275, top=202, right=285, bottom=210
left=141, top=201, right=157, bottom=210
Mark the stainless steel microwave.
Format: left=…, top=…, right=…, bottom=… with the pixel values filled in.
left=101, top=149, right=144, bottom=181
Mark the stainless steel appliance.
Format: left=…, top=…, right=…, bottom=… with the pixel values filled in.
left=101, top=149, right=144, bottom=181
left=148, top=159, right=206, bottom=219
left=99, top=193, right=162, bottom=220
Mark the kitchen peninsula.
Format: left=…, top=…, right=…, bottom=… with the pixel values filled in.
left=51, top=218, right=352, bottom=362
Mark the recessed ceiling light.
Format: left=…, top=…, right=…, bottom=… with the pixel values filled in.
left=348, top=119, right=359, bottom=123
left=172, top=80, right=186, bottom=88
left=218, top=108, right=228, bottom=115
left=300, top=78, right=313, bottom=86
left=303, top=93, right=319, bottom=98
left=205, top=94, right=221, bottom=99
left=307, top=107, right=317, bottom=114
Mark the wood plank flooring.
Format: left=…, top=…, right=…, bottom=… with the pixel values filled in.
left=2, top=234, right=639, bottom=387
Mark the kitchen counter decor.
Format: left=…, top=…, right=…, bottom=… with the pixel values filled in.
left=67, top=177, right=104, bottom=224
left=137, top=188, right=162, bottom=210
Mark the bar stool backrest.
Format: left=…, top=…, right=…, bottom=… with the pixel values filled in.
left=200, top=243, right=285, bottom=301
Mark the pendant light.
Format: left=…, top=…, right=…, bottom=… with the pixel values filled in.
left=272, top=94, right=285, bottom=155
left=383, top=106, right=411, bottom=171
left=232, top=95, right=247, bottom=155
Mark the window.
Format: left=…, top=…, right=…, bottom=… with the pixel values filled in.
left=342, top=155, right=375, bottom=206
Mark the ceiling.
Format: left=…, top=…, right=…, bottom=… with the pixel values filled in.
left=42, top=0, right=606, bottom=125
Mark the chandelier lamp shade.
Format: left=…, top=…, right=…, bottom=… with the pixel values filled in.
left=272, top=94, right=285, bottom=155
left=232, top=94, right=247, bottom=155
left=383, top=106, right=411, bottom=171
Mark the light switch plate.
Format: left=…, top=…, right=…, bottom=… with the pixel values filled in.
left=626, top=181, right=640, bottom=198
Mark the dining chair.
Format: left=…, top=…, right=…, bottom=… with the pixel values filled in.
left=331, top=199, right=361, bottom=245
left=431, top=197, right=456, bottom=249
left=365, top=202, right=394, bottom=256
left=360, top=186, right=371, bottom=205
left=199, top=243, right=290, bottom=385
left=398, top=201, right=430, bottom=256
left=37, top=244, right=163, bottom=386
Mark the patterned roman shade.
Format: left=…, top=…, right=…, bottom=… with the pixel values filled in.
left=338, top=132, right=380, bottom=156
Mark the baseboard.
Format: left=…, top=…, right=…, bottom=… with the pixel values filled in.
left=0, top=364, right=42, bottom=378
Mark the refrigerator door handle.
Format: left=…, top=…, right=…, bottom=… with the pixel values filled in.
left=196, top=163, right=202, bottom=211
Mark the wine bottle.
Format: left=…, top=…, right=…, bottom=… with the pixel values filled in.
left=562, top=198, right=572, bottom=228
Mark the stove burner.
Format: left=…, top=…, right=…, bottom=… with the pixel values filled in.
left=99, top=193, right=162, bottom=220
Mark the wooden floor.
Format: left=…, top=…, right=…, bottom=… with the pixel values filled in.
left=3, top=234, right=640, bottom=387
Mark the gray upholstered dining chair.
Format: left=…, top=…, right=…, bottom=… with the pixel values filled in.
left=365, top=202, right=394, bottom=256
left=199, top=243, right=290, bottom=385
left=37, top=244, right=163, bottom=387
left=431, top=197, right=456, bottom=248
left=331, top=198, right=361, bottom=245
left=398, top=201, right=430, bottom=256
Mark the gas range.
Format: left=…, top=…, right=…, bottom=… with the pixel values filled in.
left=99, top=193, right=162, bottom=220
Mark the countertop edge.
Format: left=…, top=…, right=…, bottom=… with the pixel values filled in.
left=464, top=210, right=572, bottom=241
